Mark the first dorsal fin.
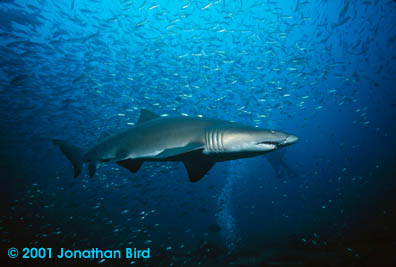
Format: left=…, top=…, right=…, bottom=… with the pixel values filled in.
left=137, top=109, right=160, bottom=124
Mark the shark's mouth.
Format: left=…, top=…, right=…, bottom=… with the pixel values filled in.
left=256, top=141, right=279, bottom=149
left=257, top=141, right=279, bottom=146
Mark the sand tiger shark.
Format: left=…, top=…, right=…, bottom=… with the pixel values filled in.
left=53, top=109, right=298, bottom=182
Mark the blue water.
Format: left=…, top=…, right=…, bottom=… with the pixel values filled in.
left=1, top=0, right=395, bottom=266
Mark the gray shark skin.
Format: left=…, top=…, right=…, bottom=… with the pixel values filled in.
left=53, top=109, right=298, bottom=182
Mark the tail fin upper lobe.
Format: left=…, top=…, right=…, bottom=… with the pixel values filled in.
left=52, top=139, right=84, bottom=178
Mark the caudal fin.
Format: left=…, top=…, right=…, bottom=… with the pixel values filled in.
left=52, top=139, right=84, bottom=178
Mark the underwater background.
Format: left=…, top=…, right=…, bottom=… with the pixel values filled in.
left=1, top=0, right=396, bottom=266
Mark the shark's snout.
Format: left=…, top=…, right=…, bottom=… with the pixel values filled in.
left=283, top=134, right=298, bottom=145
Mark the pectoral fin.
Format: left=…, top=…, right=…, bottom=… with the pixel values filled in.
left=116, top=159, right=143, bottom=173
left=183, top=154, right=215, bottom=183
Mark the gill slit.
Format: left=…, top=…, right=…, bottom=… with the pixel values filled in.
left=209, top=130, right=213, bottom=153
left=216, top=129, right=220, bottom=152
left=206, top=130, right=211, bottom=153
left=221, top=131, right=224, bottom=152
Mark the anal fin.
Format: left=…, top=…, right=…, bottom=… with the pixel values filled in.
left=88, top=161, right=100, bottom=178
left=116, top=159, right=143, bottom=173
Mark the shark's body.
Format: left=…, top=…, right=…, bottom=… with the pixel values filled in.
left=53, top=109, right=298, bottom=182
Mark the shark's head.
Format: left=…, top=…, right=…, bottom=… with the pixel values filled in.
left=206, top=124, right=298, bottom=156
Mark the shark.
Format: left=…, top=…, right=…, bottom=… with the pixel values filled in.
left=53, top=109, right=298, bottom=182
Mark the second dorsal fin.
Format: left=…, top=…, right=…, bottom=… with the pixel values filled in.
left=137, top=109, right=160, bottom=124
